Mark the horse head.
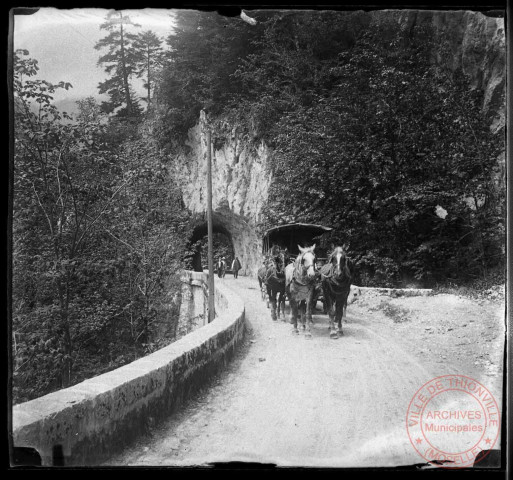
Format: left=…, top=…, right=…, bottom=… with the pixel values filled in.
left=298, top=244, right=317, bottom=279
left=329, top=245, right=351, bottom=280
left=269, top=248, right=286, bottom=276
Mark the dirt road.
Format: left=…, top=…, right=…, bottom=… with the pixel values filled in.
left=105, top=276, right=504, bottom=468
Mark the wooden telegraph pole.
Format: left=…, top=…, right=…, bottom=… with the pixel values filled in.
left=207, top=129, right=215, bottom=322
left=204, top=15, right=256, bottom=323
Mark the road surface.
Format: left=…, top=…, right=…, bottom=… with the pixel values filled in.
left=105, top=276, right=504, bottom=468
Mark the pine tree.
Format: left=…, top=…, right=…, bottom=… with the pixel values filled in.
left=133, top=30, right=164, bottom=106
left=95, top=10, right=142, bottom=118
left=156, top=10, right=262, bottom=140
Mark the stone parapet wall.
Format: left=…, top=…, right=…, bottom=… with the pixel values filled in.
left=176, top=271, right=209, bottom=337
left=11, top=274, right=245, bottom=466
left=359, top=286, right=433, bottom=297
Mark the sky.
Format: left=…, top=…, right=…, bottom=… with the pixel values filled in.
left=13, top=8, right=177, bottom=107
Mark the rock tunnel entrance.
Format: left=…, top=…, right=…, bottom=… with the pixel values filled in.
left=188, top=224, right=234, bottom=273
left=185, top=208, right=262, bottom=277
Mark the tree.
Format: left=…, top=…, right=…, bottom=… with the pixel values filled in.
left=258, top=19, right=503, bottom=285
left=13, top=47, right=198, bottom=404
left=154, top=9, right=263, bottom=145
left=13, top=49, right=127, bottom=394
left=75, top=96, right=106, bottom=124
left=133, top=30, right=164, bottom=106
left=109, top=135, right=191, bottom=348
left=95, top=10, right=142, bottom=118
left=13, top=50, right=193, bottom=403
left=231, top=10, right=364, bottom=141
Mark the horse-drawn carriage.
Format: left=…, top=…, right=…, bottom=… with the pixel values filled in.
left=259, top=223, right=331, bottom=317
left=258, top=223, right=356, bottom=338
left=261, top=222, right=332, bottom=267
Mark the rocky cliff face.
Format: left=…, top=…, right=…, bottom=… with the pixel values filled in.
left=173, top=111, right=272, bottom=276
left=381, top=9, right=506, bottom=132
left=173, top=10, right=505, bottom=277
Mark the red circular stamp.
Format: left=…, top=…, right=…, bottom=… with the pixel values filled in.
left=406, top=375, right=500, bottom=468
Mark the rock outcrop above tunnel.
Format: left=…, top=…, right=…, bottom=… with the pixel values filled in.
left=178, top=111, right=271, bottom=222
left=171, top=10, right=505, bottom=277
left=172, top=111, right=272, bottom=276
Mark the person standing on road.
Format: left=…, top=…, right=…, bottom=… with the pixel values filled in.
left=232, top=257, right=242, bottom=279
left=217, top=257, right=226, bottom=278
left=221, top=257, right=227, bottom=278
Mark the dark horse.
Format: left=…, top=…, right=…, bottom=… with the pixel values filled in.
left=257, top=262, right=269, bottom=302
left=285, top=245, right=318, bottom=336
left=320, top=246, right=353, bottom=339
left=261, top=246, right=288, bottom=321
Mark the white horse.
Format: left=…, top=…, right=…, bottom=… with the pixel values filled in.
left=285, top=245, right=318, bottom=337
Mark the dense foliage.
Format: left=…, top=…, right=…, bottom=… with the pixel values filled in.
left=156, top=10, right=505, bottom=286
left=259, top=20, right=504, bottom=285
left=153, top=10, right=265, bottom=146
left=12, top=48, right=190, bottom=403
left=12, top=9, right=505, bottom=402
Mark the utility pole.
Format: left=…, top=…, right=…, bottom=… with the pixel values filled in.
left=202, top=12, right=256, bottom=322
left=207, top=129, right=215, bottom=322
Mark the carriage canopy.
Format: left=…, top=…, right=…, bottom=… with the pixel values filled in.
left=262, top=223, right=332, bottom=258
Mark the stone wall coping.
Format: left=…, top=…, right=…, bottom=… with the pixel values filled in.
left=358, top=286, right=433, bottom=296
left=13, top=278, right=243, bottom=428
left=181, top=271, right=209, bottom=283
left=12, top=273, right=245, bottom=465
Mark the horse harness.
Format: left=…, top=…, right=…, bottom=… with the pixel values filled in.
left=264, top=254, right=286, bottom=283
left=291, top=252, right=318, bottom=287
left=320, top=261, right=351, bottom=296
